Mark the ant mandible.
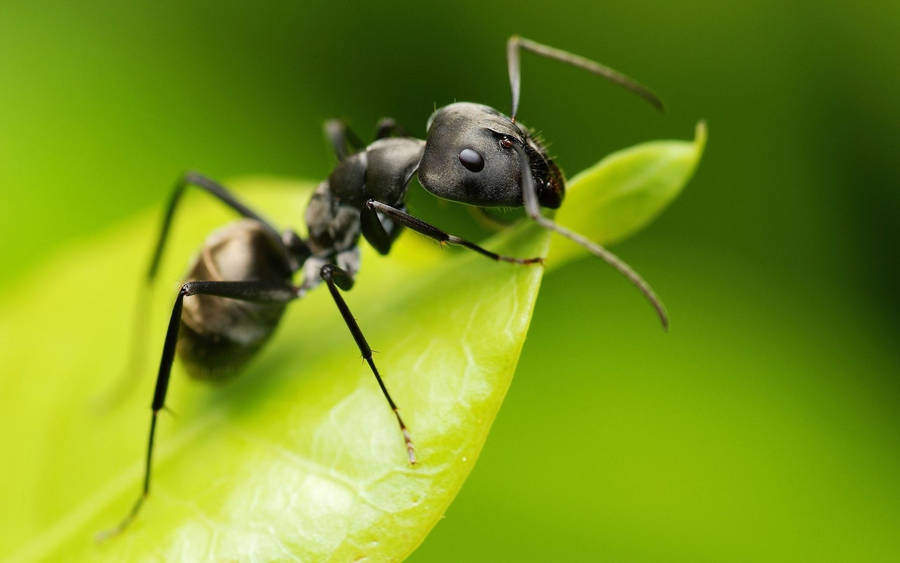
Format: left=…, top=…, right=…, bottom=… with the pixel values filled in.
left=101, top=36, right=666, bottom=538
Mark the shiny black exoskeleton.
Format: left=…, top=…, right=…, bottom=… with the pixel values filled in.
left=101, top=36, right=666, bottom=538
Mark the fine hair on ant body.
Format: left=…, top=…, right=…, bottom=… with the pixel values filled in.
left=99, top=35, right=666, bottom=539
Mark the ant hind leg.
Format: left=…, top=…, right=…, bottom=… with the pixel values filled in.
left=97, top=280, right=295, bottom=540
left=97, top=173, right=284, bottom=410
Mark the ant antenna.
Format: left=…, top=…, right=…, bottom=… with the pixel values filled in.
left=513, top=143, right=669, bottom=330
left=507, top=36, right=664, bottom=122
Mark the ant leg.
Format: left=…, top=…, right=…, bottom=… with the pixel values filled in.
left=147, top=172, right=283, bottom=282
left=366, top=200, right=543, bottom=265
left=360, top=202, right=406, bottom=255
left=506, top=35, right=663, bottom=121
left=98, top=173, right=284, bottom=409
left=324, top=119, right=365, bottom=161
left=97, top=280, right=295, bottom=540
left=373, top=117, right=408, bottom=140
left=512, top=143, right=669, bottom=330
left=325, top=117, right=409, bottom=158
left=319, top=264, right=416, bottom=465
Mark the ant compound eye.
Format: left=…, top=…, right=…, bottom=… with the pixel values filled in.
left=499, top=137, right=514, bottom=149
left=458, top=148, right=485, bottom=172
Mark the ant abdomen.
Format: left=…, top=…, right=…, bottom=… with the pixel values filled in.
left=177, top=219, right=292, bottom=380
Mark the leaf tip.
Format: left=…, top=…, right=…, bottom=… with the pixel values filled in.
left=694, top=120, right=708, bottom=156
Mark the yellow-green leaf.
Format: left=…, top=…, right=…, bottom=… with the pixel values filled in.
left=1, top=123, right=705, bottom=562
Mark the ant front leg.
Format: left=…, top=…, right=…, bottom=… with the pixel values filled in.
left=360, top=201, right=406, bottom=255
left=319, top=264, right=416, bottom=465
left=98, top=280, right=295, bottom=540
left=366, top=200, right=543, bottom=265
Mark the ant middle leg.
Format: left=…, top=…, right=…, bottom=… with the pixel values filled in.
left=98, top=280, right=296, bottom=540
left=365, top=200, right=543, bottom=265
left=319, top=264, right=416, bottom=465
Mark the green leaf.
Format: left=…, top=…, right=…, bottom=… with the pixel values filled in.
left=1, top=123, right=705, bottom=562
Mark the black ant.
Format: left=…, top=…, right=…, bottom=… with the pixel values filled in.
left=100, top=36, right=666, bottom=538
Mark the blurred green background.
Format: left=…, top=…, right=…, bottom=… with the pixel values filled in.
left=2, top=0, right=898, bottom=561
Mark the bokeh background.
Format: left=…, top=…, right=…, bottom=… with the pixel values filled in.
left=2, top=1, right=898, bottom=561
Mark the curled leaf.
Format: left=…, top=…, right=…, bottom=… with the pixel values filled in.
left=1, top=124, right=704, bottom=561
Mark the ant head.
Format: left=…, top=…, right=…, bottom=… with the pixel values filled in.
left=418, top=102, right=564, bottom=209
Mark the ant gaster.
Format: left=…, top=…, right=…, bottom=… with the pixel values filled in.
left=100, top=36, right=666, bottom=538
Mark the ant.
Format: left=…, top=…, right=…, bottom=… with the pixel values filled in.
left=100, top=36, right=666, bottom=538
